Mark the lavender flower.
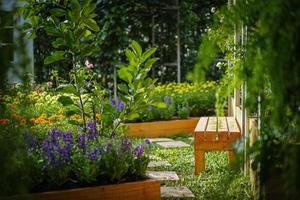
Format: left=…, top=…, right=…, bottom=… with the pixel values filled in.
left=109, top=98, right=126, bottom=112
left=87, top=119, right=98, bottom=140
left=88, top=146, right=102, bottom=161
left=106, top=143, right=112, bottom=152
left=77, top=131, right=87, bottom=152
left=148, top=105, right=154, bottom=111
left=164, top=96, right=171, bottom=106
left=120, top=137, right=132, bottom=152
left=144, top=139, right=151, bottom=145
left=134, top=144, right=144, bottom=159
left=42, top=128, right=74, bottom=166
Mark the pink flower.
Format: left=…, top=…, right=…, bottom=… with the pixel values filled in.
left=47, top=81, right=53, bottom=88
left=85, top=60, right=94, bottom=69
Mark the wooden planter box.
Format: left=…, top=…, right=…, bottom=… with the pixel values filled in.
left=6, top=179, right=160, bottom=200
left=126, top=117, right=199, bottom=138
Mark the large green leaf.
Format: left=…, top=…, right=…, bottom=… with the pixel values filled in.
left=142, top=47, right=157, bottom=62
left=145, top=58, right=158, bottom=68
left=83, top=18, right=100, bottom=32
left=118, top=68, right=133, bottom=83
left=125, top=49, right=136, bottom=65
left=50, top=8, right=65, bottom=17
left=131, top=40, right=142, bottom=57
left=58, top=96, right=74, bottom=106
left=56, top=84, right=77, bottom=94
left=44, top=51, right=65, bottom=64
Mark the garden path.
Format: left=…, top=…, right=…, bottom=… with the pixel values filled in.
left=147, top=138, right=195, bottom=198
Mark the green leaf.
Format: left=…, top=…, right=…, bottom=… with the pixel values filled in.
left=50, top=8, right=65, bottom=17
left=83, top=4, right=96, bottom=16
left=22, top=22, right=32, bottom=30
left=142, top=47, right=157, bottom=62
left=44, top=51, right=65, bottom=64
left=56, top=84, right=77, bottom=94
left=118, top=84, right=128, bottom=93
left=152, top=101, right=167, bottom=108
left=118, top=68, right=133, bottom=83
left=83, top=18, right=100, bottom=32
left=145, top=58, right=158, bottom=68
left=52, top=38, right=65, bottom=48
left=30, top=16, right=40, bottom=27
left=127, top=113, right=139, bottom=120
left=131, top=40, right=142, bottom=57
left=125, top=49, right=136, bottom=65
left=45, top=27, right=61, bottom=36
left=58, top=96, right=74, bottom=106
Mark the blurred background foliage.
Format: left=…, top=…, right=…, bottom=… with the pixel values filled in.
left=31, top=0, right=226, bottom=87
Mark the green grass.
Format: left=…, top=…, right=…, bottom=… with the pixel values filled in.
left=149, top=136, right=254, bottom=200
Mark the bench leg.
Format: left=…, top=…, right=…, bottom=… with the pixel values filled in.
left=195, top=149, right=205, bottom=175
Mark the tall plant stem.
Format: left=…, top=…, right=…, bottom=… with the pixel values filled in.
left=72, top=53, right=86, bottom=129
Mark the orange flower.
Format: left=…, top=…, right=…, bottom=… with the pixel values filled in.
left=96, top=113, right=101, bottom=119
left=0, top=118, right=9, bottom=125
left=30, top=118, right=36, bottom=123
left=12, top=114, right=21, bottom=119
left=20, top=119, right=27, bottom=126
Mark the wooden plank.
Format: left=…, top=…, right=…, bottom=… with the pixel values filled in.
left=198, top=142, right=233, bottom=151
left=127, top=118, right=199, bottom=137
left=218, top=117, right=229, bottom=141
left=227, top=117, right=241, bottom=142
left=7, top=180, right=160, bottom=200
left=204, top=117, right=217, bottom=141
left=226, top=117, right=240, bottom=133
left=194, top=117, right=208, bottom=133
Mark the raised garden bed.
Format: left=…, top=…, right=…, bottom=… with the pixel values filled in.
left=126, top=117, right=199, bottom=138
left=6, top=179, right=160, bottom=200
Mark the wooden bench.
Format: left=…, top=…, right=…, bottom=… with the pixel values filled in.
left=194, top=116, right=241, bottom=175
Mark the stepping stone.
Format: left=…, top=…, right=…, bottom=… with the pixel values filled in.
left=161, top=186, right=195, bottom=198
left=156, top=141, right=190, bottom=148
left=148, top=160, right=171, bottom=168
left=146, top=171, right=179, bottom=181
left=149, top=138, right=174, bottom=143
left=149, top=155, right=161, bottom=160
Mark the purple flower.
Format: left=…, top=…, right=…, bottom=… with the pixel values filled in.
left=88, top=147, right=102, bottom=161
left=106, top=143, right=112, bottom=152
left=120, top=137, right=132, bottom=152
left=42, top=128, right=74, bottom=166
left=77, top=131, right=87, bottom=152
left=148, top=105, right=154, bottom=111
left=164, top=96, right=171, bottom=106
left=109, top=98, right=126, bottom=112
left=134, top=144, right=144, bottom=159
left=87, top=119, right=98, bottom=140
left=144, top=139, right=151, bottom=145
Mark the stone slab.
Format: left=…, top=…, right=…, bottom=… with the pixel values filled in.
left=146, top=171, right=179, bottom=181
left=149, top=138, right=175, bottom=143
left=156, top=141, right=190, bottom=148
left=161, top=186, right=195, bottom=198
left=148, top=160, right=171, bottom=168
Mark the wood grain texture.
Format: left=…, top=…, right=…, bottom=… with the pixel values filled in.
left=127, top=118, right=199, bottom=138
left=6, top=180, right=160, bottom=200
